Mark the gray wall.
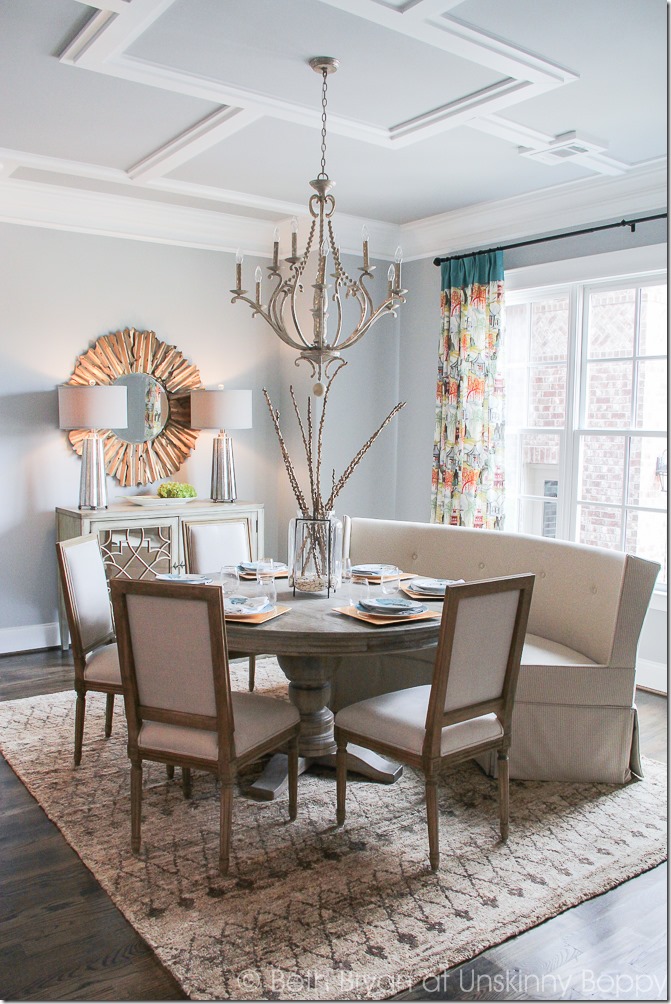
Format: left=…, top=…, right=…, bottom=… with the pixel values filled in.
left=0, top=216, right=665, bottom=678
left=0, top=222, right=401, bottom=646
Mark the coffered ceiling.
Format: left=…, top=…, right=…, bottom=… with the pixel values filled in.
left=0, top=0, right=666, bottom=259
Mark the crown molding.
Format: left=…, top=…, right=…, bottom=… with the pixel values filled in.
left=401, top=160, right=667, bottom=261
left=0, top=160, right=665, bottom=263
left=0, top=178, right=275, bottom=255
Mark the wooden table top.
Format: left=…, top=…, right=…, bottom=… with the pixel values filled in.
left=224, top=581, right=443, bottom=658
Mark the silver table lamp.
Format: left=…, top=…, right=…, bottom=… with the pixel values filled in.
left=58, top=384, right=128, bottom=510
left=190, top=388, right=252, bottom=502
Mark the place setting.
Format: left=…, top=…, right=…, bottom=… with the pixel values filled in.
left=219, top=562, right=290, bottom=623
left=237, top=559, right=289, bottom=580
left=335, top=562, right=441, bottom=625
left=401, top=575, right=465, bottom=599
left=350, top=562, right=415, bottom=585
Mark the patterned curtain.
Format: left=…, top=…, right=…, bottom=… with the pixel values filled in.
left=431, top=252, right=505, bottom=528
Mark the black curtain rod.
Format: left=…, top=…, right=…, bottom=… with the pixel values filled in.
left=432, top=213, right=667, bottom=266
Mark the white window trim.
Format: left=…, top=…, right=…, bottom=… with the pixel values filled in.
left=505, top=241, right=667, bottom=609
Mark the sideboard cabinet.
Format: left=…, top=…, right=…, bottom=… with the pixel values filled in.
left=55, top=499, right=264, bottom=648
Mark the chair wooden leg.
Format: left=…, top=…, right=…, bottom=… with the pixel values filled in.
left=335, top=731, right=347, bottom=826
left=130, top=760, right=142, bottom=853
left=182, top=766, right=192, bottom=798
left=166, top=765, right=175, bottom=779
left=287, top=735, right=298, bottom=821
left=498, top=749, right=510, bottom=842
left=74, top=691, right=86, bottom=766
left=219, top=781, right=233, bottom=875
left=248, top=655, right=256, bottom=692
left=104, top=693, right=114, bottom=738
left=425, top=774, right=439, bottom=871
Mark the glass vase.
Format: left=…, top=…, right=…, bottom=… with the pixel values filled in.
left=289, top=513, right=343, bottom=596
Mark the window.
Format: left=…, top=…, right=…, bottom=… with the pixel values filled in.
left=504, top=274, right=667, bottom=589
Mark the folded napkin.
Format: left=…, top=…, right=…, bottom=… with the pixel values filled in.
left=238, top=561, right=288, bottom=573
left=409, top=577, right=464, bottom=595
left=358, top=597, right=426, bottom=615
left=155, top=573, right=213, bottom=584
left=224, top=595, right=272, bottom=614
left=351, top=563, right=398, bottom=577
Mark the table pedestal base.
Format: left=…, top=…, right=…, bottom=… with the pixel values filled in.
left=247, top=744, right=403, bottom=802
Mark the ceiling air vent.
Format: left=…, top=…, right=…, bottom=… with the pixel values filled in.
left=519, top=132, right=606, bottom=166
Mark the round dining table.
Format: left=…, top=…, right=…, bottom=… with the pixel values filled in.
left=225, top=579, right=443, bottom=799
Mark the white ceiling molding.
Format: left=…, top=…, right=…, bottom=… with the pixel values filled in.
left=0, top=162, right=664, bottom=264
left=0, top=176, right=276, bottom=255
left=399, top=161, right=667, bottom=261
left=316, top=0, right=577, bottom=85
left=2, top=2, right=664, bottom=256
left=59, top=0, right=581, bottom=158
left=128, top=106, right=263, bottom=182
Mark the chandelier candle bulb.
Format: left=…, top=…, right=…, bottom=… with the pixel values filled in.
left=318, top=242, right=328, bottom=284
left=235, top=249, right=243, bottom=290
left=255, top=266, right=262, bottom=302
left=362, top=225, right=370, bottom=270
left=394, top=246, right=403, bottom=289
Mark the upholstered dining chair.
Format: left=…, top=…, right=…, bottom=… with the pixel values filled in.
left=183, top=518, right=258, bottom=691
left=56, top=533, right=122, bottom=765
left=110, top=577, right=300, bottom=875
left=335, top=573, right=535, bottom=871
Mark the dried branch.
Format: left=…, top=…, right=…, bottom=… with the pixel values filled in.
left=325, top=401, right=406, bottom=512
left=291, top=386, right=315, bottom=514
left=264, top=380, right=405, bottom=520
left=263, top=388, right=309, bottom=516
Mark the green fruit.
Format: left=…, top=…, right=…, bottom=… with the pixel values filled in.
left=157, top=481, right=197, bottom=499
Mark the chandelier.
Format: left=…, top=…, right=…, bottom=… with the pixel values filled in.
left=231, top=57, right=406, bottom=394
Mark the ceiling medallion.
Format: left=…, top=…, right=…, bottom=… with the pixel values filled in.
left=231, top=57, right=406, bottom=395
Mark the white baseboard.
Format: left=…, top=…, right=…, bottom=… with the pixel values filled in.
left=0, top=622, right=61, bottom=655
left=636, top=658, right=668, bottom=696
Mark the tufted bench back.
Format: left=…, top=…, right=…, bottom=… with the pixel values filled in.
left=346, top=517, right=637, bottom=667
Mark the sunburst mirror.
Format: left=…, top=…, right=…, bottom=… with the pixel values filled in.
left=64, top=327, right=201, bottom=486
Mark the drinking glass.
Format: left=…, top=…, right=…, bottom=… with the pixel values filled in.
left=341, top=557, right=355, bottom=607
left=219, top=564, right=240, bottom=595
left=256, top=559, right=277, bottom=607
left=380, top=565, right=401, bottom=596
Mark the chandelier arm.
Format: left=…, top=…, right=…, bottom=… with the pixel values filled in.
left=233, top=289, right=306, bottom=352
left=267, top=272, right=310, bottom=349
left=332, top=286, right=370, bottom=349
left=329, top=283, right=344, bottom=347
left=336, top=295, right=405, bottom=351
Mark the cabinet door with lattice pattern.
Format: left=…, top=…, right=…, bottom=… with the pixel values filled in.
left=90, top=517, right=180, bottom=580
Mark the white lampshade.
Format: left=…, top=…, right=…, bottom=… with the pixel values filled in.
left=190, top=388, right=253, bottom=430
left=58, top=384, right=128, bottom=430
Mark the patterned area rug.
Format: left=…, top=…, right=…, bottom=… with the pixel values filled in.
left=0, top=657, right=666, bottom=1001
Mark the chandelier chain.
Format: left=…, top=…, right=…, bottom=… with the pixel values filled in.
left=319, top=68, right=328, bottom=179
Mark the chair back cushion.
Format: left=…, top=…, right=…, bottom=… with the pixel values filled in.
left=125, top=593, right=218, bottom=717
left=443, top=589, right=520, bottom=712
left=184, top=520, right=251, bottom=573
left=58, top=534, right=114, bottom=651
left=428, top=575, right=534, bottom=742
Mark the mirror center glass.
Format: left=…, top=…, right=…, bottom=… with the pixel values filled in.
left=112, top=373, right=169, bottom=444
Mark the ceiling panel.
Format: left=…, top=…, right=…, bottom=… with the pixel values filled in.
left=0, top=0, right=666, bottom=252
left=0, top=0, right=219, bottom=169
left=168, top=116, right=591, bottom=225
left=128, top=0, right=505, bottom=128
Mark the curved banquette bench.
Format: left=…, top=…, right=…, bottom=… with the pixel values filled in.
left=334, top=517, right=660, bottom=784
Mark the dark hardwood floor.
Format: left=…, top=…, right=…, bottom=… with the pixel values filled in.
left=0, top=649, right=667, bottom=1001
